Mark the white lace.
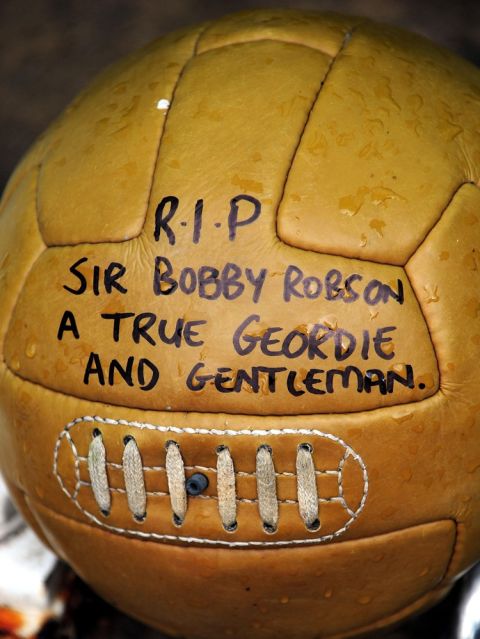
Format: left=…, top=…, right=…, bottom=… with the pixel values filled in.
left=88, top=432, right=323, bottom=532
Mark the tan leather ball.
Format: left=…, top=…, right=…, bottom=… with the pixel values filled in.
left=0, top=9, right=479, bottom=639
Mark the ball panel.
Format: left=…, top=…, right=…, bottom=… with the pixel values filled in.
left=197, top=9, right=360, bottom=57
left=0, top=475, right=53, bottom=551
left=278, top=21, right=480, bottom=265
left=0, top=363, right=474, bottom=555
left=406, top=183, right=480, bottom=398
left=3, top=238, right=438, bottom=414
left=405, top=183, right=480, bottom=572
left=3, top=38, right=439, bottom=414
left=53, top=415, right=367, bottom=545
left=29, top=499, right=455, bottom=639
left=0, top=165, right=44, bottom=347
left=37, top=25, right=204, bottom=246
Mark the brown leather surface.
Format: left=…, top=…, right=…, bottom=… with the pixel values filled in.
left=0, top=9, right=479, bottom=638
left=30, top=500, right=456, bottom=639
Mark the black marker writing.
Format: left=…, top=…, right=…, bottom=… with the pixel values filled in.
left=283, top=265, right=403, bottom=306
left=100, top=312, right=206, bottom=348
left=83, top=352, right=159, bottom=392
left=228, top=195, right=261, bottom=241
left=57, top=310, right=80, bottom=340
left=64, top=258, right=127, bottom=296
left=154, top=196, right=178, bottom=246
left=153, top=194, right=262, bottom=246
left=153, top=256, right=266, bottom=303
left=233, top=314, right=397, bottom=362
left=185, top=362, right=414, bottom=396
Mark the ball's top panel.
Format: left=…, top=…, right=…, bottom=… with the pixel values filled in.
left=277, top=19, right=480, bottom=264
left=29, top=9, right=480, bottom=257
left=1, top=9, right=479, bottom=416
left=196, top=9, right=360, bottom=56
left=37, top=25, right=205, bottom=245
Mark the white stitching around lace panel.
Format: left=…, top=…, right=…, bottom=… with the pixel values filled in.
left=54, top=415, right=369, bottom=548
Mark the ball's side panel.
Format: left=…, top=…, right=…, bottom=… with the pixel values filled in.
left=29, top=498, right=455, bottom=639
left=0, top=150, right=45, bottom=483
left=0, top=139, right=49, bottom=542
left=196, top=8, right=361, bottom=56
left=278, top=20, right=480, bottom=264
left=38, top=24, right=206, bottom=246
left=406, top=183, right=480, bottom=577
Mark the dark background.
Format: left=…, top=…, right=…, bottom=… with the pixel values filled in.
left=0, top=1, right=479, bottom=637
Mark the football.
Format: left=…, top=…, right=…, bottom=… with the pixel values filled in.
left=0, top=9, right=479, bottom=638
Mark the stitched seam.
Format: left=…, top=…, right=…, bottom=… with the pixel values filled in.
left=274, top=28, right=354, bottom=245
left=54, top=415, right=369, bottom=547
left=401, top=265, right=442, bottom=394
left=54, top=429, right=81, bottom=502
left=443, top=520, right=463, bottom=581
left=139, top=24, right=208, bottom=242
left=198, top=37, right=334, bottom=58
left=76, top=456, right=339, bottom=476
left=1, top=164, right=47, bottom=363
left=34, top=160, right=47, bottom=247
left=76, top=481, right=344, bottom=505
left=401, top=182, right=480, bottom=395
left=403, top=181, right=476, bottom=264
left=337, top=449, right=355, bottom=518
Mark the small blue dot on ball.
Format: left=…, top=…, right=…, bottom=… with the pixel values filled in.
left=186, top=472, right=209, bottom=496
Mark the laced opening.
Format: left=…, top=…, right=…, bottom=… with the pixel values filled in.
left=87, top=429, right=110, bottom=517
left=165, top=440, right=187, bottom=526
left=86, top=433, right=329, bottom=535
left=296, top=443, right=320, bottom=531
left=256, top=445, right=278, bottom=534
left=216, top=445, right=237, bottom=532
left=123, top=435, right=146, bottom=522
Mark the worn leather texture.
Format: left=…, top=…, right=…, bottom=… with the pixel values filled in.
left=0, top=9, right=479, bottom=639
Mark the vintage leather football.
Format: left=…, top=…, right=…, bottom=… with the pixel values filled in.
left=0, top=9, right=479, bottom=639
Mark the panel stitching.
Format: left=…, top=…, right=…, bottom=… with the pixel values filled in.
left=404, top=181, right=476, bottom=265
left=274, top=28, right=355, bottom=244
left=34, top=161, right=48, bottom=249
left=197, top=36, right=334, bottom=58
left=139, top=24, right=209, bottom=240
left=1, top=163, right=47, bottom=362
left=53, top=415, right=369, bottom=547
left=401, top=265, right=442, bottom=395
left=76, top=456, right=339, bottom=476
left=402, top=181, right=480, bottom=394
